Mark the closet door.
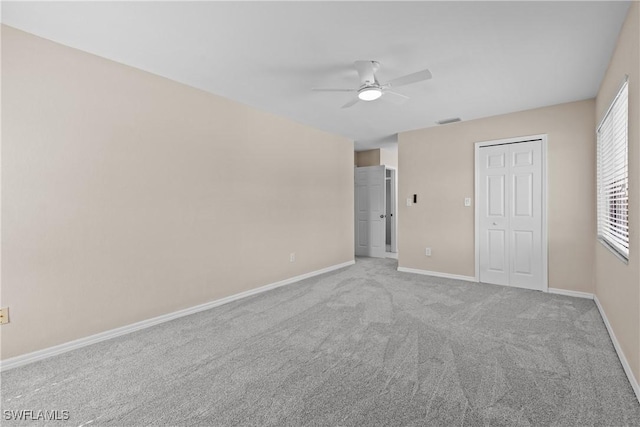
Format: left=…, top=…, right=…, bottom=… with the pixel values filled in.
left=479, top=144, right=510, bottom=286
left=479, top=140, right=543, bottom=290
left=509, top=141, right=543, bottom=289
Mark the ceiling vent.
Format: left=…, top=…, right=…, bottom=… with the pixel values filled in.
left=436, top=117, right=461, bottom=125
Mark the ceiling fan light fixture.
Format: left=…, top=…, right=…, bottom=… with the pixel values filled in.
left=358, top=87, right=382, bottom=101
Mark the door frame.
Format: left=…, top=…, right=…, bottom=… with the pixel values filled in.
left=474, top=134, right=549, bottom=292
left=386, top=166, right=398, bottom=254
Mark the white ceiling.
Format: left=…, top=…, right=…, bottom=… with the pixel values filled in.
left=1, top=1, right=631, bottom=150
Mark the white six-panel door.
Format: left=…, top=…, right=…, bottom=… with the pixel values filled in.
left=478, top=140, right=544, bottom=290
left=479, top=144, right=510, bottom=286
left=355, top=165, right=386, bottom=258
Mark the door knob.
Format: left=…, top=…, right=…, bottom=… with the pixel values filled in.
left=492, top=222, right=498, bottom=226
left=380, top=214, right=385, bottom=219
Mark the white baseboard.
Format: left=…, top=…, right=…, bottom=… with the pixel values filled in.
left=547, top=288, right=594, bottom=299
left=594, top=295, right=640, bottom=403
left=397, top=267, right=477, bottom=283
left=0, top=260, right=355, bottom=372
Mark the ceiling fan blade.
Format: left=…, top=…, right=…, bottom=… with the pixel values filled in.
left=383, top=90, right=409, bottom=105
left=341, top=97, right=360, bottom=109
left=354, top=60, right=379, bottom=85
left=385, top=69, right=432, bottom=88
left=312, top=88, right=356, bottom=92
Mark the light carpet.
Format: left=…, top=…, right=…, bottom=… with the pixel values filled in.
left=2, top=257, right=639, bottom=426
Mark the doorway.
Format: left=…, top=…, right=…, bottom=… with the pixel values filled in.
left=475, top=135, right=548, bottom=291
left=355, top=165, right=397, bottom=258
left=385, top=168, right=398, bottom=256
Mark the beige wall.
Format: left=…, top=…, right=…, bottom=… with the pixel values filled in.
left=379, top=148, right=398, bottom=169
left=1, top=26, right=354, bottom=359
left=398, top=99, right=596, bottom=293
left=595, top=2, right=640, bottom=385
left=355, top=149, right=380, bottom=167
left=355, top=148, right=398, bottom=169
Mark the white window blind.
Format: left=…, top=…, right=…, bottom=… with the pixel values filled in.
left=597, top=79, right=629, bottom=260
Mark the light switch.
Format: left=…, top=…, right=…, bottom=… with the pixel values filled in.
left=464, top=197, right=471, bottom=207
left=406, top=198, right=413, bottom=207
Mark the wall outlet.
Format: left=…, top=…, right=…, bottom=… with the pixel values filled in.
left=464, top=197, right=471, bottom=207
left=425, top=248, right=432, bottom=256
left=290, top=253, right=296, bottom=263
left=0, top=307, right=9, bottom=325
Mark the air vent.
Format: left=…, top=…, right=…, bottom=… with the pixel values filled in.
left=436, top=117, right=461, bottom=125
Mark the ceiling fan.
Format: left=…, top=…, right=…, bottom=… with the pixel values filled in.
left=312, top=60, right=432, bottom=109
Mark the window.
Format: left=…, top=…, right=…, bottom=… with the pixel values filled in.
left=597, top=78, right=629, bottom=261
